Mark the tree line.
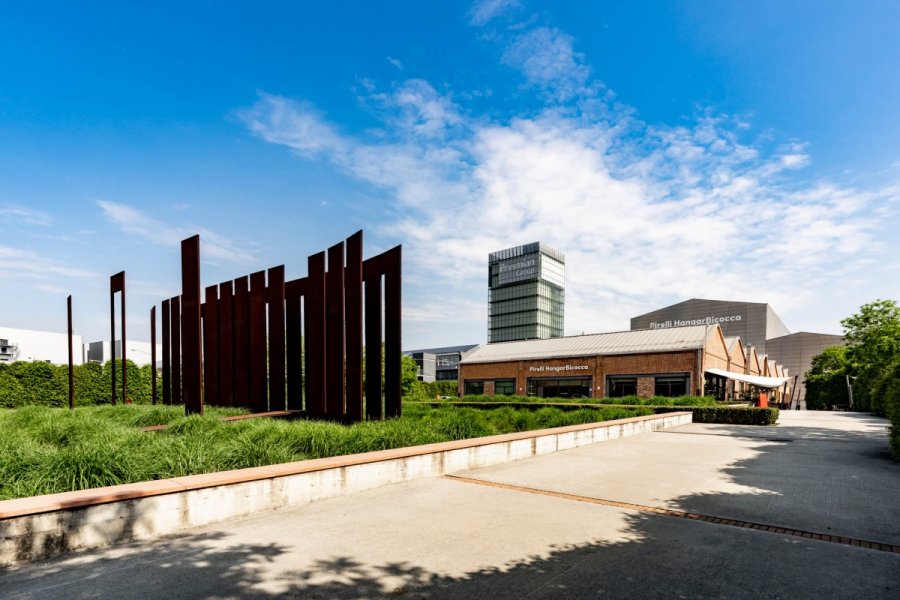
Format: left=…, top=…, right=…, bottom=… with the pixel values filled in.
left=805, top=299, right=900, bottom=459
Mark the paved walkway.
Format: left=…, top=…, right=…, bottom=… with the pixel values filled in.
left=2, top=411, right=898, bottom=599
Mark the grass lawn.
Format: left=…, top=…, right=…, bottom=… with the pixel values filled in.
left=0, top=402, right=652, bottom=501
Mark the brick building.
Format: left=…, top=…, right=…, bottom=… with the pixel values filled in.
left=459, top=324, right=750, bottom=399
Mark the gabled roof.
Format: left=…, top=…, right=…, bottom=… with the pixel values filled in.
left=461, top=325, right=712, bottom=365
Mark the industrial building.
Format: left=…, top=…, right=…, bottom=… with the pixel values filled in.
left=459, top=324, right=792, bottom=401
left=488, top=242, right=565, bottom=343
left=0, top=326, right=160, bottom=368
left=630, top=299, right=843, bottom=404
left=85, top=340, right=162, bottom=368
left=630, top=298, right=790, bottom=352
left=404, top=344, right=479, bottom=382
left=0, top=327, right=84, bottom=365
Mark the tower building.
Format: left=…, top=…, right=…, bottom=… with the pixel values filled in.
left=488, top=242, right=565, bottom=343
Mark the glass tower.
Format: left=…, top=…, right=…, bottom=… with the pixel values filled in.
left=488, top=242, right=565, bottom=343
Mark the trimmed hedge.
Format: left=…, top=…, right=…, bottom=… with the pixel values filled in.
left=0, top=360, right=157, bottom=408
left=672, top=406, right=779, bottom=425
left=417, top=401, right=778, bottom=426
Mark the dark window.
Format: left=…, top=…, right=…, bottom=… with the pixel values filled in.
left=526, top=377, right=591, bottom=398
left=703, top=373, right=727, bottom=401
left=494, top=379, right=516, bottom=396
left=656, top=375, right=690, bottom=397
left=436, top=370, right=458, bottom=381
left=464, top=380, right=484, bottom=395
left=607, top=376, right=637, bottom=398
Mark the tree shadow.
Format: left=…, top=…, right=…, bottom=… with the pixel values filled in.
left=3, top=415, right=899, bottom=599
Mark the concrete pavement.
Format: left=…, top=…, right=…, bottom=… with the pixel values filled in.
left=2, top=411, right=898, bottom=599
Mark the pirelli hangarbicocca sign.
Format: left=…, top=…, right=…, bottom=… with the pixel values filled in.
left=648, top=315, right=742, bottom=329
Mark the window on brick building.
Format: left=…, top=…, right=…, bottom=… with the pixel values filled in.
left=494, top=379, right=516, bottom=396
left=655, top=374, right=690, bottom=397
left=464, top=380, right=484, bottom=395
left=606, top=376, right=637, bottom=397
left=527, top=377, right=591, bottom=398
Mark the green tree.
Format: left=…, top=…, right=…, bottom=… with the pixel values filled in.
left=804, top=345, right=851, bottom=410
left=840, top=299, right=900, bottom=414
left=401, top=354, right=420, bottom=397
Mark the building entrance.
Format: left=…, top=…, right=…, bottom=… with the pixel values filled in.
left=527, top=376, right=592, bottom=399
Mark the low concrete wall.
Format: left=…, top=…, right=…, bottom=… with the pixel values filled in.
left=0, top=412, right=691, bottom=565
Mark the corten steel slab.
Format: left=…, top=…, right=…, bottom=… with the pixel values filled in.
left=171, top=295, right=182, bottom=405
left=267, top=266, right=286, bottom=411
left=233, top=276, right=250, bottom=409
left=109, top=271, right=126, bottom=404
left=67, top=295, right=74, bottom=409
left=363, top=259, right=383, bottom=421
left=249, top=270, right=268, bottom=413
left=285, top=278, right=305, bottom=411
left=305, top=252, right=326, bottom=418
left=181, top=236, right=203, bottom=416
left=345, top=231, right=363, bottom=423
left=161, top=299, right=171, bottom=405
left=150, top=306, right=157, bottom=405
left=202, top=285, right=219, bottom=407
left=382, top=246, right=402, bottom=418
left=326, top=241, right=346, bottom=420
left=218, top=280, right=235, bottom=408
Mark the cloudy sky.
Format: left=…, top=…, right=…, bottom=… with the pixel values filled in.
left=1, top=0, right=898, bottom=348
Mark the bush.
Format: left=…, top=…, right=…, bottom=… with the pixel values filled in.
left=671, top=406, right=779, bottom=425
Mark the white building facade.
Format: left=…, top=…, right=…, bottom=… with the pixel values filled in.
left=0, top=327, right=84, bottom=365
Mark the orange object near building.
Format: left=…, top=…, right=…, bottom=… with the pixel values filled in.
left=757, top=392, right=768, bottom=408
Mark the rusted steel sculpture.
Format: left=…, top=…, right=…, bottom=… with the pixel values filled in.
left=109, top=271, right=126, bottom=404
left=159, top=230, right=400, bottom=422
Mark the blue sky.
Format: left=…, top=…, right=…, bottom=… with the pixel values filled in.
left=1, top=0, right=898, bottom=349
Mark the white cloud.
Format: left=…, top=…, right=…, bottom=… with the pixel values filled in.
left=0, top=245, right=98, bottom=281
left=238, top=14, right=899, bottom=346
left=95, top=199, right=258, bottom=265
left=469, top=0, right=519, bottom=26
left=501, top=27, right=592, bottom=101
left=387, top=57, right=404, bottom=70
left=0, top=204, right=53, bottom=226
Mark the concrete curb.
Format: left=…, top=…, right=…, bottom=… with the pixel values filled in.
left=0, top=411, right=691, bottom=566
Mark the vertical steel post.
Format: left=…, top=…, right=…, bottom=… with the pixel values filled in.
left=285, top=278, right=305, bottom=411
left=181, top=236, right=202, bottom=415
left=363, top=260, right=382, bottom=421
left=267, top=266, right=286, bottom=411
left=305, top=252, right=326, bottom=417
left=162, top=299, right=171, bottom=405
left=344, top=231, right=363, bottom=423
left=383, top=246, right=402, bottom=418
left=203, top=285, right=219, bottom=406
left=171, top=296, right=182, bottom=405
left=67, top=295, right=75, bottom=410
left=219, top=280, right=235, bottom=407
left=249, top=270, right=268, bottom=412
left=233, top=276, right=250, bottom=408
left=150, top=306, right=157, bottom=404
left=325, top=241, right=346, bottom=419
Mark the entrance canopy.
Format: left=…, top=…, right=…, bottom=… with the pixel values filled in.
left=705, top=368, right=790, bottom=389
